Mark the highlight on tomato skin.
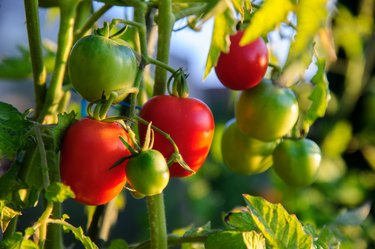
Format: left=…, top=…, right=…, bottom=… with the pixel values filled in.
left=138, top=95, right=215, bottom=178
left=215, top=30, right=269, bottom=90
left=60, top=118, right=133, bottom=206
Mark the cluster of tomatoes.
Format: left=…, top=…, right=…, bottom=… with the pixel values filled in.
left=60, top=26, right=214, bottom=206
left=215, top=31, right=322, bottom=187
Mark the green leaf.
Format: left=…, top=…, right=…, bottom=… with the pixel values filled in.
left=240, top=0, right=294, bottom=45
left=0, top=201, right=22, bottom=233
left=52, top=111, right=77, bottom=150
left=0, top=162, right=26, bottom=204
left=304, top=58, right=330, bottom=126
left=243, top=194, right=313, bottom=249
left=0, top=102, right=32, bottom=161
left=203, top=6, right=237, bottom=78
left=107, top=239, right=128, bottom=249
left=45, top=182, right=75, bottom=203
left=223, top=206, right=257, bottom=231
left=288, top=0, right=329, bottom=62
left=0, top=232, right=38, bottom=249
left=0, top=46, right=32, bottom=80
left=333, top=201, right=371, bottom=226
left=205, top=231, right=246, bottom=249
left=62, top=224, right=98, bottom=249
left=184, top=222, right=212, bottom=237
left=242, top=231, right=266, bottom=249
left=231, top=0, right=251, bottom=21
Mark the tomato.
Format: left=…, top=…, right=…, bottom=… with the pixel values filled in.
left=215, top=31, right=268, bottom=90
left=272, top=138, right=322, bottom=187
left=126, top=149, right=169, bottom=196
left=60, top=118, right=132, bottom=205
left=235, top=79, right=299, bottom=142
left=139, top=95, right=215, bottom=177
left=68, top=35, right=138, bottom=103
left=221, top=119, right=278, bottom=175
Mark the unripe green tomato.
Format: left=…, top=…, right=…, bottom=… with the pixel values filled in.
left=272, top=138, right=322, bottom=187
left=125, top=150, right=169, bottom=196
left=235, top=79, right=299, bottom=142
left=68, top=35, right=138, bottom=103
left=221, top=119, right=278, bottom=175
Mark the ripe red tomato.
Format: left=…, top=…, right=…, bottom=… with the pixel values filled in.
left=215, top=31, right=268, bottom=90
left=139, top=95, right=215, bottom=177
left=60, top=118, right=132, bottom=205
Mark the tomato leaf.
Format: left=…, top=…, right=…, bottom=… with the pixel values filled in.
left=223, top=207, right=257, bottom=231
left=240, top=0, right=294, bottom=45
left=107, top=239, right=129, bottom=249
left=287, top=0, right=329, bottom=62
left=304, top=58, right=330, bottom=127
left=45, top=182, right=75, bottom=203
left=231, top=0, right=251, bottom=21
left=0, top=102, right=32, bottom=161
left=0, top=232, right=38, bottom=249
left=183, top=222, right=212, bottom=237
left=243, top=194, right=313, bottom=249
left=62, top=224, right=98, bottom=249
left=203, top=6, right=237, bottom=79
left=0, top=201, right=22, bottom=233
left=52, top=111, right=77, bottom=151
left=333, top=201, right=371, bottom=226
left=0, top=46, right=32, bottom=80
left=205, top=230, right=265, bottom=249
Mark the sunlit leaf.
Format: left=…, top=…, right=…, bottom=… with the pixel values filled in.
left=231, top=0, right=251, bottom=21
left=203, top=6, right=237, bottom=78
left=288, top=0, right=329, bottom=62
left=62, top=224, right=98, bottom=249
left=0, top=201, right=22, bottom=233
left=45, top=182, right=75, bottom=203
left=224, top=206, right=257, bottom=231
left=243, top=194, right=313, bottom=249
left=0, top=232, right=38, bottom=249
left=205, top=230, right=265, bottom=249
left=240, top=0, right=294, bottom=45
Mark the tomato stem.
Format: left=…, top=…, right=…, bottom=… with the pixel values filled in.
left=74, top=3, right=113, bottom=41
left=24, top=0, right=47, bottom=118
left=146, top=193, right=168, bottom=249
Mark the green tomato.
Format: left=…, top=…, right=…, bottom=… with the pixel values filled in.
left=221, top=119, right=278, bottom=175
left=68, top=35, right=138, bottom=103
left=235, top=79, right=299, bottom=142
left=125, top=149, right=169, bottom=196
left=272, top=138, right=322, bottom=187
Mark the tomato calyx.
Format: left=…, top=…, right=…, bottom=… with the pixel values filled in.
left=167, top=68, right=189, bottom=98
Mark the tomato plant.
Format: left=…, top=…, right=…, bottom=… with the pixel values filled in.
left=214, top=31, right=268, bottom=90
left=60, top=117, right=132, bottom=206
left=272, top=138, right=322, bottom=187
left=126, top=149, right=169, bottom=196
left=68, top=34, right=138, bottom=103
left=235, top=79, right=299, bottom=142
left=221, top=119, right=278, bottom=175
left=139, top=95, right=215, bottom=177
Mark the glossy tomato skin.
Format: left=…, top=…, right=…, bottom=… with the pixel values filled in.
left=215, top=31, right=268, bottom=90
left=272, top=138, right=322, bottom=187
left=235, top=79, right=299, bottom=142
left=126, top=149, right=169, bottom=196
left=139, top=95, right=215, bottom=177
left=221, top=119, right=278, bottom=175
left=60, top=118, right=132, bottom=205
left=68, top=35, right=138, bottom=103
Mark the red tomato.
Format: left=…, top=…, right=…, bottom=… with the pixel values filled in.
left=215, top=31, right=269, bottom=90
left=139, top=95, right=215, bottom=177
left=60, top=118, right=132, bottom=205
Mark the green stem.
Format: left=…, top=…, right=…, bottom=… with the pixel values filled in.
left=34, top=124, right=50, bottom=189
left=24, top=0, right=47, bottom=118
left=146, top=193, right=168, bottom=249
left=37, top=1, right=80, bottom=123
left=74, top=3, right=113, bottom=40
left=153, top=0, right=175, bottom=95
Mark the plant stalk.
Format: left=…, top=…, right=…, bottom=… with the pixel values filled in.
left=24, top=0, right=47, bottom=118
left=146, top=193, right=168, bottom=249
left=37, top=1, right=79, bottom=123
